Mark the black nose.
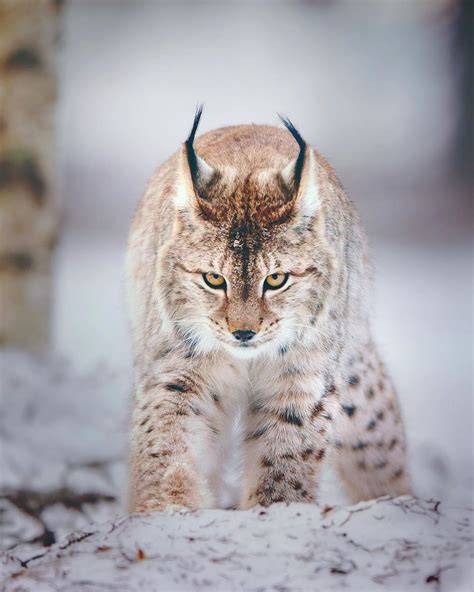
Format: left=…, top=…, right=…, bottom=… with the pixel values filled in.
left=232, top=329, right=256, bottom=343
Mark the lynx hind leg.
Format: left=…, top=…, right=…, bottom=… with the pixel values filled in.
left=333, top=347, right=412, bottom=502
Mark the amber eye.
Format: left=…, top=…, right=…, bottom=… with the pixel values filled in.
left=264, top=272, right=289, bottom=291
left=203, top=272, right=226, bottom=290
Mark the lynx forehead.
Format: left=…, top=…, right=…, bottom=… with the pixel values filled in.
left=126, top=109, right=411, bottom=512
left=183, top=107, right=308, bottom=228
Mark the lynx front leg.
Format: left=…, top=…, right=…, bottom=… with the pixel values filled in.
left=128, top=353, right=223, bottom=513
left=333, top=345, right=412, bottom=501
left=241, top=382, right=336, bottom=508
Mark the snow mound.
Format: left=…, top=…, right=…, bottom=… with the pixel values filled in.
left=1, top=497, right=472, bottom=592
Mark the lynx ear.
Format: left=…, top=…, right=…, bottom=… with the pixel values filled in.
left=174, top=105, right=216, bottom=211
left=279, top=116, right=320, bottom=220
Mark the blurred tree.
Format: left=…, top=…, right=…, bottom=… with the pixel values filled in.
left=454, top=0, right=473, bottom=182
left=0, top=0, right=62, bottom=350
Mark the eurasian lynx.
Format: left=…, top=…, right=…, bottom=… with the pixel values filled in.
left=127, top=109, right=411, bottom=512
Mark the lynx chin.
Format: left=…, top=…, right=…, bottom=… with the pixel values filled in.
left=126, top=108, right=411, bottom=512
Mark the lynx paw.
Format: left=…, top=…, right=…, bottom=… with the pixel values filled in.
left=130, top=462, right=211, bottom=514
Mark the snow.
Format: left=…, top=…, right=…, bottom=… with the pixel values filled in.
left=0, top=352, right=127, bottom=496
left=2, top=497, right=472, bottom=591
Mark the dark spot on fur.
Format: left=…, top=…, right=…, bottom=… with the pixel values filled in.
left=281, top=452, right=295, bottom=460
left=263, top=484, right=275, bottom=497
left=334, top=440, right=344, bottom=449
left=366, top=388, right=375, bottom=399
left=315, top=448, right=326, bottom=461
left=392, top=468, right=404, bottom=480
left=0, top=252, right=35, bottom=272
left=348, top=375, right=360, bottom=387
left=189, top=404, right=201, bottom=415
left=250, top=400, right=264, bottom=413
left=341, top=404, right=356, bottom=417
left=139, top=417, right=149, bottom=427
left=278, top=344, right=289, bottom=356
left=261, top=457, right=274, bottom=467
left=0, top=153, right=46, bottom=203
left=292, top=480, right=302, bottom=491
left=5, top=47, right=42, bottom=69
left=311, top=401, right=325, bottom=419
left=352, top=441, right=368, bottom=451
left=322, top=412, right=333, bottom=421
left=378, top=380, right=385, bottom=391
left=324, top=383, right=337, bottom=397
left=280, top=409, right=303, bottom=426
left=273, top=472, right=284, bottom=483
left=166, top=383, right=187, bottom=393
left=388, top=437, right=398, bottom=451
left=301, top=447, right=314, bottom=461
left=284, top=366, right=302, bottom=375
left=145, top=426, right=153, bottom=434
left=357, top=461, right=367, bottom=470
left=375, top=460, right=387, bottom=470
left=212, top=392, right=221, bottom=406
left=376, top=410, right=385, bottom=421
left=246, top=425, right=269, bottom=441
left=366, top=419, right=377, bottom=431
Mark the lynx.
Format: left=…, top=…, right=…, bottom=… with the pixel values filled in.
left=126, top=109, right=411, bottom=512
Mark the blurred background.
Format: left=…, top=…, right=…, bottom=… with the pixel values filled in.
left=0, top=0, right=472, bottom=549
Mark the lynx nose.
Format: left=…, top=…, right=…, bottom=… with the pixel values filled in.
left=232, top=329, right=256, bottom=343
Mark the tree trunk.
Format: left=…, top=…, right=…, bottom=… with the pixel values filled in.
left=0, top=0, right=61, bottom=350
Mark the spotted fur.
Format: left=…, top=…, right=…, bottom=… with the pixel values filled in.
left=126, top=115, right=411, bottom=512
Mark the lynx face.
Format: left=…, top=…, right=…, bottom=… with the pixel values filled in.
left=159, top=169, right=334, bottom=360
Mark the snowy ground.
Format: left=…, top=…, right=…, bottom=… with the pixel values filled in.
left=2, top=497, right=472, bottom=592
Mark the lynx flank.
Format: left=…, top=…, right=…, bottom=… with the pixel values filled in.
left=127, top=109, right=411, bottom=512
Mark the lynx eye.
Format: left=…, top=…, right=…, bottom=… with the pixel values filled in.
left=203, top=272, right=226, bottom=289
left=264, top=272, right=289, bottom=291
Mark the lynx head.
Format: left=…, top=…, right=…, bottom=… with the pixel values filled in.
left=159, top=108, right=335, bottom=359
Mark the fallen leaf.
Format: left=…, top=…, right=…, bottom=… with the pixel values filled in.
left=96, top=545, right=112, bottom=553
left=136, top=547, right=146, bottom=561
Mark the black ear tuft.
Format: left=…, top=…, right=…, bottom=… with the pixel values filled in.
left=278, top=114, right=306, bottom=151
left=278, top=114, right=306, bottom=190
left=185, top=104, right=204, bottom=186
